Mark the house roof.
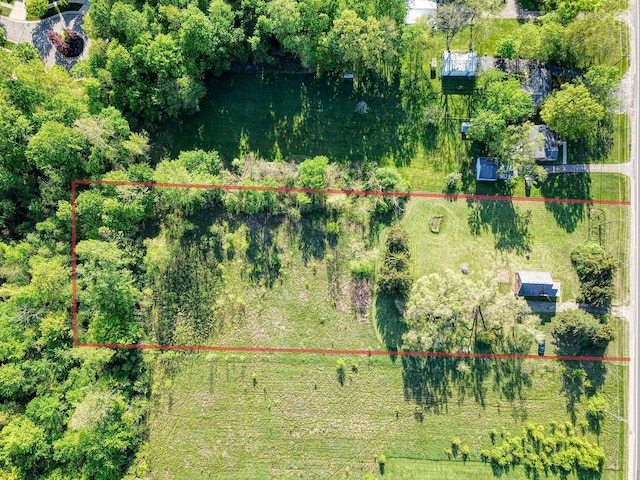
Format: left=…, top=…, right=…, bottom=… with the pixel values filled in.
left=515, top=271, right=560, bottom=297
left=529, top=125, right=558, bottom=161
left=405, top=0, right=437, bottom=24
left=442, top=51, right=477, bottom=77
left=476, top=157, right=498, bottom=181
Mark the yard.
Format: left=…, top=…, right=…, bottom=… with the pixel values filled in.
left=140, top=192, right=628, bottom=479
left=398, top=197, right=630, bottom=303
left=145, top=42, right=631, bottom=479
left=145, top=341, right=627, bottom=479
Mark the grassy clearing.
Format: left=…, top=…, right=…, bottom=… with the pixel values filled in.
left=450, top=19, right=522, bottom=56
left=0, top=5, right=11, bottom=15
left=399, top=197, right=629, bottom=304
left=156, top=73, right=407, bottom=164
left=143, top=200, right=628, bottom=480
left=146, top=345, right=627, bottom=479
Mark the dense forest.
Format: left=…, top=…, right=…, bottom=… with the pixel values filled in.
left=0, top=0, right=629, bottom=475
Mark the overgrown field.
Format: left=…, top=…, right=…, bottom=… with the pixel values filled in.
left=140, top=195, right=628, bottom=479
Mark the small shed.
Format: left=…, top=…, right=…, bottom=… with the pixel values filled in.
left=514, top=271, right=560, bottom=298
left=529, top=125, right=559, bottom=162
left=461, top=121, right=472, bottom=139
left=405, top=0, right=437, bottom=24
left=442, top=51, right=478, bottom=77
left=476, top=157, right=514, bottom=182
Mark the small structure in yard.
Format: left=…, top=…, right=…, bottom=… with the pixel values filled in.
left=461, top=121, right=471, bottom=139
left=529, top=125, right=559, bottom=162
left=442, top=51, right=478, bottom=77
left=514, top=271, right=560, bottom=298
left=475, top=157, right=514, bottom=182
left=442, top=51, right=477, bottom=95
left=405, top=0, right=437, bottom=24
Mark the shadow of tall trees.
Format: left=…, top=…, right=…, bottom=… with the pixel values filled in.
left=466, top=199, right=532, bottom=254
left=402, top=353, right=533, bottom=412
left=541, top=173, right=591, bottom=233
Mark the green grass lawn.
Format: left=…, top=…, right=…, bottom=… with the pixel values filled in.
left=450, top=19, right=522, bottom=56
left=0, top=5, right=11, bottom=15
left=145, top=347, right=627, bottom=479
left=142, top=198, right=628, bottom=480
left=156, top=73, right=407, bottom=164
left=398, top=197, right=629, bottom=304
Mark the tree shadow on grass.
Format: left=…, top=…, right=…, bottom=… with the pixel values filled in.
left=374, top=293, right=406, bottom=355
left=246, top=218, right=282, bottom=288
left=556, top=353, right=607, bottom=423
left=567, top=118, right=613, bottom=164
left=466, top=199, right=532, bottom=254
left=297, top=210, right=328, bottom=263
left=540, top=173, right=591, bottom=233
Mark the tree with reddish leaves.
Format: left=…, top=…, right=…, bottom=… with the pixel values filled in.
left=47, top=28, right=84, bottom=57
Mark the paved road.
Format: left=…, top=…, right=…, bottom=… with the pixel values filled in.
left=543, top=162, right=633, bottom=177
left=0, top=11, right=89, bottom=67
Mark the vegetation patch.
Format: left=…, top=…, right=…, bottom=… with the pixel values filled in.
left=429, top=214, right=444, bottom=233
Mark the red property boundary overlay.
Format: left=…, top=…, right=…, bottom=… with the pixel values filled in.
left=71, top=179, right=631, bottom=363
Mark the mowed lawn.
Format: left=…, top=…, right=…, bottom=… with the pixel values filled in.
left=399, top=197, right=630, bottom=304
left=146, top=349, right=627, bottom=479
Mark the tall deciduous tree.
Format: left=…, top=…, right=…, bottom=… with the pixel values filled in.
left=540, top=83, right=604, bottom=140
left=403, top=270, right=535, bottom=353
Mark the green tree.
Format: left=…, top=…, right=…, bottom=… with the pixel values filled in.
left=436, top=2, right=475, bottom=51
left=551, top=309, right=614, bottom=353
left=583, top=65, right=619, bottom=110
left=76, top=240, right=141, bottom=344
left=540, top=83, right=604, bottom=140
left=25, top=0, right=49, bottom=18
left=0, top=417, right=48, bottom=476
left=377, top=226, right=412, bottom=298
left=403, top=270, right=534, bottom=353
left=495, top=35, right=516, bottom=59
left=479, top=72, right=533, bottom=123
left=570, top=241, right=617, bottom=306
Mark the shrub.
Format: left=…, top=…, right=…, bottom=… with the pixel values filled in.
left=326, top=221, right=339, bottom=236
left=451, top=437, right=462, bottom=456
left=445, top=172, right=462, bottom=192
left=25, top=0, right=49, bottom=17
left=571, top=241, right=617, bottom=306
left=349, top=259, right=375, bottom=281
left=461, top=445, right=470, bottom=462
left=377, top=454, right=386, bottom=474
left=335, top=358, right=347, bottom=386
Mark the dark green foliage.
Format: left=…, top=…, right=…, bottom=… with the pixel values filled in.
left=336, top=358, right=347, bottom=386
left=570, top=241, right=617, bottom=306
left=377, top=226, right=412, bottom=298
left=551, top=310, right=615, bottom=354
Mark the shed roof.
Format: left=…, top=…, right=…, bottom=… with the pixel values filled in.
left=442, top=51, right=477, bottom=77
left=515, top=271, right=560, bottom=297
left=476, top=157, right=498, bottom=181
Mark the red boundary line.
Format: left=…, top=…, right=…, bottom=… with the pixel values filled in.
left=71, top=179, right=631, bottom=363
